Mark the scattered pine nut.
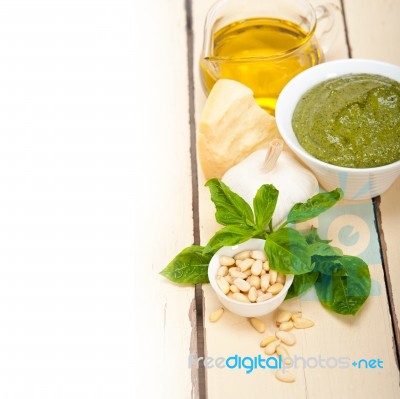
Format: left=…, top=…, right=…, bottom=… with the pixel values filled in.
left=276, top=345, right=292, bottom=365
left=291, top=312, right=302, bottom=320
left=264, top=339, right=281, bottom=355
left=275, top=330, right=296, bottom=346
left=249, top=317, right=265, bottom=333
left=275, top=310, right=292, bottom=325
left=275, top=370, right=295, bottom=383
left=260, top=336, right=276, bottom=348
left=279, top=321, right=294, bottom=331
left=293, top=317, right=314, bottom=329
left=209, top=308, right=224, bottom=323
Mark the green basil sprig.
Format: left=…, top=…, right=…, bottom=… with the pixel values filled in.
left=160, top=180, right=371, bottom=315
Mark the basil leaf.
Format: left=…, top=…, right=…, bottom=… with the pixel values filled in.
left=264, top=227, right=312, bottom=275
left=205, top=179, right=255, bottom=228
left=253, top=184, right=279, bottom=231
left=305, top=226, right=331, bottom=245
left=285, top=271, right=320, bottom=299
left=160, top=246, right=212, bottom=284
left=309, top=242, right=343, bottom=257
left=286, top=188, right=343, bottom=225
left=203, top=225, right=256, bottom=254
left=313, top=256, right=348, bottom=276
left=315, top=256, right=371, bottom=315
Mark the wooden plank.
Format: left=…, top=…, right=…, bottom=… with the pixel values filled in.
left=0, top=1, right=195, bottom=398
left=343, top=0, right=400, bottom=348
left=192, top=0, right=400, bottom=397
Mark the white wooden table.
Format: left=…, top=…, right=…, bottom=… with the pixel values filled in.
left=0, top=1, right=399, bottom=398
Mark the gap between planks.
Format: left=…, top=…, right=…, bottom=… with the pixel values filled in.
left=185, top=0, right=207, bottom=398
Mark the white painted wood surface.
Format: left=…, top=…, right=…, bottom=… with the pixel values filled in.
left=343, top=0, right=400, bottom=336
left=193, top=0, right=400, bottom=398
left=0, top=1, right=195, bottom=398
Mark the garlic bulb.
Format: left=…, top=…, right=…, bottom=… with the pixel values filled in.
left=222, top=139, right=318, bottom=228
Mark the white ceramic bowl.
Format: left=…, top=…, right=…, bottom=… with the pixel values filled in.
left=275, top=59, right=400, bottom=200
left=208, top=238, right=293, bottom=317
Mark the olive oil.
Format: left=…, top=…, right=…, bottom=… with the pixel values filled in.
left=200, top=18, right=324, bottom=113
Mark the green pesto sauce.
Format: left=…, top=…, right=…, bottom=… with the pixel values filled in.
left=292, top=73, right=400, bottom=168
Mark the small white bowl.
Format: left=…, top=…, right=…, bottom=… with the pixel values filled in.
left=208, top=238, right=293, bottom=317
left=275, top=59, right=400, bottom=200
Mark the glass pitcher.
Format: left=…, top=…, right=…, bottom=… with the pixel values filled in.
left=200, top=0, right=340, bottom=114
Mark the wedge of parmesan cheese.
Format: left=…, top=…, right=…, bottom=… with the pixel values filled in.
left=198, top=79, right=281, bottom=179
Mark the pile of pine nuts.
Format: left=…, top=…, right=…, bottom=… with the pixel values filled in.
left=209, top=308, right=315, bottom=383
left=215, top=250, right=286, bottom=303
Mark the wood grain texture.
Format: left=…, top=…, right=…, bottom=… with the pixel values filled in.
left=192, top=0, right=400, bottom=397
left=343, top=0, right=400, bottom=347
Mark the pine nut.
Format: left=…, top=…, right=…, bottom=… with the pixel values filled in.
left=276, top=345, right=292, bottom=365
left=238, top=258, right=254, bottom=272
left=261, top=269, right=266, bottom=275
left=262, top=261, right=270, bottom=271
left=251, top=260, right=263, bottom=276
left=269, top=270, right=278, bottom=284
left=234, top=278, right=251, bottom=292
left=230, top=285, right=240, bottom=293
left=217, top=266, right=229, bottom=277
left=276, top=310, right=292, bottom=325
left=260, top=336, right=276, bottom=348
left=209, top=308, right=224, bottom=323
left=244, top=269, right=252, bottom=277
left=261, top=274, right=270, bottom=292
left=276, top=330, right=296, bottom=346
left=234, top=250, right=251, bottom=260
left=279, top=321, right=294, bottom=331
left=250, top=250, right=267, bottom=261
left=219, top=256, right=235, bottom=266
left=249, top=317, right=265, bottom=333
left=256, top=292, right=273, bottom=302
left=293, top=317, right=314, bottom=329
left=267, top=283, right=284, bottom=295
left=291, top=312, right=302, bottom=320
left=276, top=273, right=286, bottom=284
left=248, top=287, right=257, bottom=302
left=275, top=370, right=295, bottom=383
left=231, top=292, right=250, bottom=303
left=224, top=275, right=234, bottom=285
left=264, top=339, right=281, bottom=355
left=216, top=275, right=230, bottom=294
left=247, top=275, right=261, bottom=289
left=229, top=269, right=248, bottom=279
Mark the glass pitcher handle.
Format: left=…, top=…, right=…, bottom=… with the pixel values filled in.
left=315, top=3, right=342, bottom=55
